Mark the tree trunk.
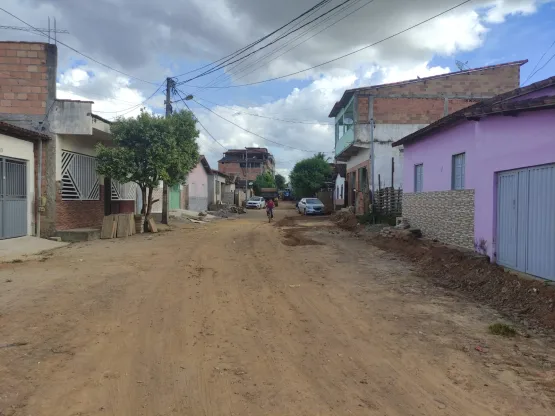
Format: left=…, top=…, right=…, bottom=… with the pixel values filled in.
left=140, top=185, right=147, bottom=215
left=144, top=186, right=154, bottom=232
left=162, top=182, right=168, bottom=225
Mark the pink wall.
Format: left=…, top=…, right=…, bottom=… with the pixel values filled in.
left=186, top=162, right=208, bottom=198
left=403, top=108, right=555, bottom=259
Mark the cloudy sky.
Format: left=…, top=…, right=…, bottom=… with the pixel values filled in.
left=2, top=0, right=555, bottom=179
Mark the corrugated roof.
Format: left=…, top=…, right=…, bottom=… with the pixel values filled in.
left=0, top=121, right=49, bottom=140
left=392, top=75, right=555, bottom=147
left=328, top=60, right=528, bottom=117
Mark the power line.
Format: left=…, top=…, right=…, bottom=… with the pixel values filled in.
left=211, top=0, right=372, bottom=90
left=172, top=0, right=333, bottom=79
left=230, top=0, right=374, bottom=86
left=176, top=0, right=355, bottom=86
left=523, top=38, right=555, bottom=85
left=190, top=97, right=329, bottom=153
left=93, top=82, right=165, bottom=115
left=524, top=51, right=555, bottom=85
left=198, top=0, right=337, bottom=90
left=191, top=97, right=334, bottom=125
left=0, top=8, right=158, bottom=85
left=180, top=0, right=473, bottom=89
left=173, top=89, right=227, bottom=150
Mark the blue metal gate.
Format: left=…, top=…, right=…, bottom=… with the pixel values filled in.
left=0, top=157, right=28, bottom=239
left=497, top=164, right=555, bottom=280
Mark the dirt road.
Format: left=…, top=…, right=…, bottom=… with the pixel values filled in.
left=1, top=203, right=554, bottom=415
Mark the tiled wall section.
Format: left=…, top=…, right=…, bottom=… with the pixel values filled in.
left=403, top=189, right=475, bottom=249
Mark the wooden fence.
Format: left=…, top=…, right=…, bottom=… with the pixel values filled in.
left=374, top=187, right=402, bottom=216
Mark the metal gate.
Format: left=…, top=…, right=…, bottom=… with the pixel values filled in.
left=0, top=157, right=28, bottom=239
left=497, top=164, right=555, bottom=280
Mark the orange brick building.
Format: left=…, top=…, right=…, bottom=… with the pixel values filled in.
left=328, top=60, right=527, bottom=214
left=218, top=147, right=275, bottom=187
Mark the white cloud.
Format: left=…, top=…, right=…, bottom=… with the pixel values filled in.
left=379, top=63, right=451, bottom=84
left=483, top=0, right=544, bottom=23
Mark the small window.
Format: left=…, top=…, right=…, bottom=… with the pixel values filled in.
left=414, top=164, right=423, bottom=192
left=340, top=184, right=343, bottom=199
left=452, top=153, right=465, bottom=190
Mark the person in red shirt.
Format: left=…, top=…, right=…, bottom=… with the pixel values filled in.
left=266, top=198, right=275, bottom=219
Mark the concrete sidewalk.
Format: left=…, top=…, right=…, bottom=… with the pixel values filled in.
left=0, top=236, right=68, bottom=263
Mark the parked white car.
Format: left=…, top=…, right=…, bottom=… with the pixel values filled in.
left=297, top=198, right=325, bottom=215
left=246, top=196, right=266, bottom=209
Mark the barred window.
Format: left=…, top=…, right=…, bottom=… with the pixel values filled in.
left=61, top=151, right=99, bottom=200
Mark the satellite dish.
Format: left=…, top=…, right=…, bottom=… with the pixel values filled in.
left=248, top=182, right=253, bottom=186
left=343, top=117, right=354, bottom=125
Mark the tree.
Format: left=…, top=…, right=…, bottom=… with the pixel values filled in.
left=275, top=173, right=286, bottom=190
left=314, top=152, right=331, bottom=162
left=96, top=109, right=199, bottom=227
left=253, top=171, right=276, bottom=195
left=290, top=155, right=332, bottom=197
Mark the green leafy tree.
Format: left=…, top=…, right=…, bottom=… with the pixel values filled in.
left=275, top=173, right=286, bottom=190
left=253, top=171, right=276, bottom=195
left=290, top=155, right=332, bottom=197
left=96, top=109, right=199, bottom=224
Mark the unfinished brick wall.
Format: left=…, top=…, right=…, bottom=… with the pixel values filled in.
left=0, top=42, right=50, bottom=116
left=356, top=65, right=522, bottom=124
left=56, top=185, right=105, bottom=230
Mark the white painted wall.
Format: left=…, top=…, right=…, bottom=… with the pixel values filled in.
left=345, top=148, right=369, bottom=172
left=334, top=174, right=345, bottom=204
left=355, top=123, right=427, bottom=190
left=0, top=133, right=35, bottom=236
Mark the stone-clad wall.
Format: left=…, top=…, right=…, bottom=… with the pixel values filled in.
left=402, top=190, right=475, bottom=249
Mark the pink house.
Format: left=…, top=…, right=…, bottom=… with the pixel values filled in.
left=393, top=77, right=555, bottom=281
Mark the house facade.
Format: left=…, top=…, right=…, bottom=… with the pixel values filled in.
left=394, top=77, right=555, bottom=281
left=185, top=156, right=211, bottom=212
left=329, top=60, right=526, bottom=214
left=0, top=122, right=49, bottom=239
left=0, top=41, right=135, bottom=237
left=218, top=147, right=275, bottom=182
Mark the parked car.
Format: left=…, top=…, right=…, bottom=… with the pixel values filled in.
left=246, top=196, right=266, bottom=209
left=297, top=198, right=325, bottom=215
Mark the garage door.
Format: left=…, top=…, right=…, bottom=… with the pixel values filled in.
left=0, top=157, right=27, bottom=239
left=497, top=164, right=555, bottom=280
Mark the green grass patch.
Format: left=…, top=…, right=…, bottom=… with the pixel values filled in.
left=488, top=323, right=517, bottom=337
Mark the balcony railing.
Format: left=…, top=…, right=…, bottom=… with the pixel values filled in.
left=335, top=129, right=354, bottom=157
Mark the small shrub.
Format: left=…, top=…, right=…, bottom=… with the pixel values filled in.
left=488, top=323, right=516, bottom=337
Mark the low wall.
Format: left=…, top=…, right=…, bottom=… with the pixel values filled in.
left=402, top=189, right=475, bottom=249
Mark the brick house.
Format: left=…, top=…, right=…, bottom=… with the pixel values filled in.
left=0, top=41, right=135, bottom=238
left=393, top=76, right=555, bottom=281
left=328, top=60, right=526, bottom=214
left=218, top=147, right=275, bottom=183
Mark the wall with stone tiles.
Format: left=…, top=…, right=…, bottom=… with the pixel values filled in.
left=403, top=189, right=474, bottom=249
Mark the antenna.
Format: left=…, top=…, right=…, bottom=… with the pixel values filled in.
left=456, top=60, right=469, bottom=71
left=0, top=17, right=69, bottom=45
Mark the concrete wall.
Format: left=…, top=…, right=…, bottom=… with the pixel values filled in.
left=49, top=100, right=93, bottom=135
left=402, top=107, right=555, bottom=258
left=0, top=133, right=35, bottom=236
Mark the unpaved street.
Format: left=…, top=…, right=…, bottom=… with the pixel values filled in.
left=1, top=203, right=554, bottom=415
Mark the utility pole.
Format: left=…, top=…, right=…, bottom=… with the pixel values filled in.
left=162, top=77, right=173, bottom=224
left=245, top=148, right=248, bottom=201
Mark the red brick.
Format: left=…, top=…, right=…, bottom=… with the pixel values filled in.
left=0, top=99, right=11, bottom=107
left=16, top=50, right=28, bottom=58
left=5, top=50, right=17, bottom=57
left=26, top=51, right=38, bottom=58
left=56, top=185, right=105, bottom=230
left=3, top=92, right=14, bottom=99
left=27, top=65, right=38, bottom=72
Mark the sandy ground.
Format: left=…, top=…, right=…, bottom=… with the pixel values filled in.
left=0, top=202, right=554, bottom=415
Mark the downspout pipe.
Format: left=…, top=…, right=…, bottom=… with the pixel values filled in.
left=37, top=138, right=42, bottom=237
